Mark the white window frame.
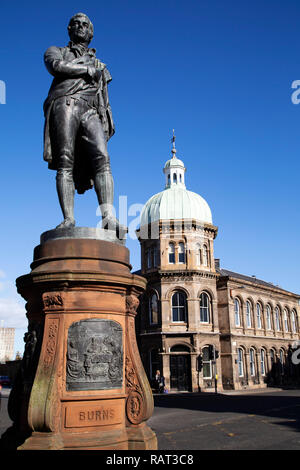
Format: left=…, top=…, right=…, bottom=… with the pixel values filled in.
left=171, top=291, right=187, bottom=323
left=249, top=348, right=255, bottom=376
left=202, top=245, right=208, bottom=267
left=256, top=303, right=262, bottom=329
left=178, top=242, right=185, bottom=264
left=168, top=243, right=175, bottom=264
left=202, top=347, right=212, bottom=379
left=275, top=307, right=280, bottom=331
left=283, top=309, right=289, bottom=332
left=237, top=348, right=244, bottom=377
left=291, top=310, right=297, bottom=333
left=246, top=301, right=252, bottom=328
left=234, top=298, right=241, bottom=327
left=266, top=305, right=272, bottom=330
left=260, top=349, right=266, bottom=376
left=200, top=292, right=211, bottom=323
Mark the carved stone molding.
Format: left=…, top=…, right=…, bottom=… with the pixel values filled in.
left=126, top=390, right=144, bottom=425
left=126, top=294, right=140, bottom=316
left=43, top=293, right=64, bottom=310
left=43, top=320, right=59, bottom=368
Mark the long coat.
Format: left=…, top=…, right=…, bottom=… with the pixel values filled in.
left=43, top=43, right=115, bottom=193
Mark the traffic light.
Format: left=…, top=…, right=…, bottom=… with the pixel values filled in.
left=208, top=345, right=214, bottom=360
left=215, top=349, right=219, bottom=359
left=197, top=355, right=203, bottom=371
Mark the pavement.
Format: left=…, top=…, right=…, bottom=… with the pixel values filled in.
left=148, top=388, right=300, bottom=450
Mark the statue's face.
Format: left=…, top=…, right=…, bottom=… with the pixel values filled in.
left=68, top=15, right=92, bottom=44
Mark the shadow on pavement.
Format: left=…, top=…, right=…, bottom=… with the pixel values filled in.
left=153, top=389, right=300, bottom=435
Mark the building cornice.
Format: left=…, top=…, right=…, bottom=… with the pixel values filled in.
left=145, top=269, right=219, bottom=283
left=218, top=274, right=300, bottom=300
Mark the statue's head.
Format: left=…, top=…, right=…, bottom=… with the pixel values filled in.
left=68, top=13, right=94, bottom=45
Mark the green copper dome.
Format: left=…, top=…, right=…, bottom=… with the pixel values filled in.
left=140, top=186, right=213, bottom=226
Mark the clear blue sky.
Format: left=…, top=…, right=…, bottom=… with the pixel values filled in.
left=0, top=0, right=300, bottom=355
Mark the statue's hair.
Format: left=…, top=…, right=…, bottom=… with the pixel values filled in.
left=68, top=13, right=94, bottom=42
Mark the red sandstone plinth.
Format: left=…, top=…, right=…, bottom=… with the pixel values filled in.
left=8, top=236, right=157, bottom=450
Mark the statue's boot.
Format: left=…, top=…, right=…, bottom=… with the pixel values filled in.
left=94, top=171, right=127, bottom=238
left=56, top=170, right=76, bottom=229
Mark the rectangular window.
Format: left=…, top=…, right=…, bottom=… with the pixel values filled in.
left=249, top=349, right=255, bottom=376
left=200, top=293, right=210, bottom=323
left=234, top=299, right=240, bottom=327
left=256, top=304, right=262, bottom=329
left=238, top=349, right=244, bottom=377
left=266, top=306, right=271, bottom=330
left=246, top=302, right=252, bottom=328
left=168, top=244, right=175, bottom=264
left=260, top=350, right=265, bottom=375
left=203, top=361, right=212, bottom=379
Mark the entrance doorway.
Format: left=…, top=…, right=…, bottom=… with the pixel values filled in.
left=170, top=354, right=191, bottom=391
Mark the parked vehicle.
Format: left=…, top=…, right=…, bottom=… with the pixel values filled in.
left=0, top=376, right=11, bottom=387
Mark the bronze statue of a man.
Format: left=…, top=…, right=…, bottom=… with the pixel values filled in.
left=43, top=13, right=122, bottom=233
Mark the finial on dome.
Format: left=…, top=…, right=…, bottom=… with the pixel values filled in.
left=171, top=129, right=176, bottom=157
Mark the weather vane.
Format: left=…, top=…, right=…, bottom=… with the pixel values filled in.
left=171, top=129, right=176, bottom=156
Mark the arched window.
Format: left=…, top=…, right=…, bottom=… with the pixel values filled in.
left=195, top=244, right=201, bottom=266
left=283, top=309, right=289, bottom=332
left=200, top=292, right=211, bottom=323
left=260, top=349, right=266, bottom=376
left=173, top=173, right=177, bottom=183
left=237, top=348, right=244, bottom=377
left=202, top=245, right=209, bottom=267
left=202, top=346, right=212, bottom=379
left=256, top=303, right=262, bottom=329
left=279, top=349, right=285, bottom=374
left=270, top=349, right=276, bottom=368
left=275, top=307, right=280, bottom=331
left=168, top=243, right=175, bottom=264
left=249, top=348, right=256, bottom=376
left=178, top=242, right=185, bottom=264
left=291, top=310, right=297, bottom=333
left=170, top=344, right=190, bottom=353
left=246, top=301, right=252, bottom=328
left=266, top=305, right=272, bottom=330
left=149, top=293, right=159, bottom=325
left=234, top=298, right=241, bottom=327
left=172, top=291, right=187, bottom=322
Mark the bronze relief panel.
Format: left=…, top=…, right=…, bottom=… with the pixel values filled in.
left=66, top=319, right=123, bottom=391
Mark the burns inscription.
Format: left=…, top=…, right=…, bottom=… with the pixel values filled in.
left=66, top=319, right=123, bottom=391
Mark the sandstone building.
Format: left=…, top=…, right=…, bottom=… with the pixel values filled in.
left=135, top=141, right=300, bottom=392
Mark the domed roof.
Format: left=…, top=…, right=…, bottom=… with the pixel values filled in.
left=140, top=186, right=213, bottom=226
left=164, top=156, right=185, bottom=169
left=140, top=137, right=213, bottom=226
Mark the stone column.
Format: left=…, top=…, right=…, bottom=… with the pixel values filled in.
left=2, top=229, right=157, bottom=450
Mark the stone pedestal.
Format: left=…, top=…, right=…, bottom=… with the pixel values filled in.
left=4, top=229, right=157, bottom=450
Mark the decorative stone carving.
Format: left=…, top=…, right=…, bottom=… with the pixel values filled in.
left=126, top=391, right=143, bottom=425
left=43, top=293, right=64, bottom=309
left=44, top=320, right=59, bottom=368
left=126, top=294, right=140, bottom=316
left=66, top=319, right=123, bottom=391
